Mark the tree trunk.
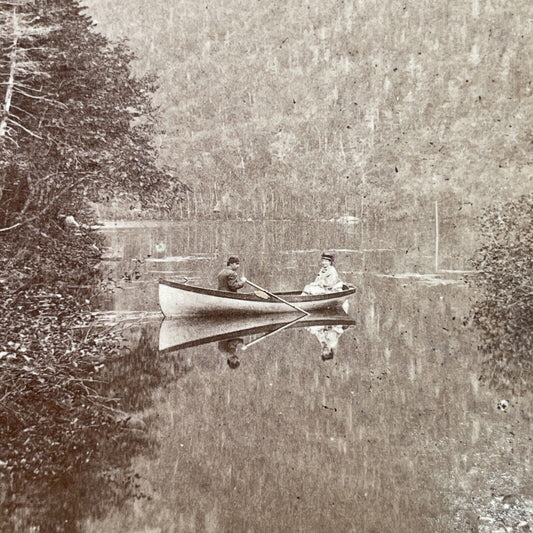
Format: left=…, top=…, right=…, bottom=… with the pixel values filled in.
left=0, top=8, right=19, bottom=138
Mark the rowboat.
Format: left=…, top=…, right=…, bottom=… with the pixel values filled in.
left=159, top=312, right=356, bottom=353
left=159, top=279, right=355, bottom=317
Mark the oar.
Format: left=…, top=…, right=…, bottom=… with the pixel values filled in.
left=242, top=315, right=308, bottom=350
left=244, top=279, right=310, bottom=316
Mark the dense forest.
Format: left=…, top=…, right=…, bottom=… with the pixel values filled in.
left=0, top=0, right=186, bottom=233
left=86, top=0, right=531, bottom=220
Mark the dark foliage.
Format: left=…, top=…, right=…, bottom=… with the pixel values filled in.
left=0, top=323, right=192, bottom=533
left=0, top=226, right=193, bottom=532
left=472, top=194, right=533, bottom=394
left=0, top=0, right=186, bottom=233
left=0, top=300, right=152, bottom=532
left=0, top=1, right=189, bottom=530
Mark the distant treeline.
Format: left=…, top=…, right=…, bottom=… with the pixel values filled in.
left=86, top=0, right=531, bottom=220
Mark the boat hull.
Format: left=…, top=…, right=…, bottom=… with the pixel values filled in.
left=159, top=279, right=355, bottom=317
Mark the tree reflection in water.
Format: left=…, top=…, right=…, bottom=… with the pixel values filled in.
left=0, top=315, right=356, bottom=532
left=0, top=323, right=192, bottom=533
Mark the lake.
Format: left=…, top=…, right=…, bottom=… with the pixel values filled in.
left=82, top=219, right=532, bottom=532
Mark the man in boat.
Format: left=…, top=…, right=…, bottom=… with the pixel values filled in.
left=217, top=255, right=246, bottom=292
left=302, top=252, right=344, bottom=295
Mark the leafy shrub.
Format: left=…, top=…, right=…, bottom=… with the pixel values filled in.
left=472, top=194, right=533, bottom=393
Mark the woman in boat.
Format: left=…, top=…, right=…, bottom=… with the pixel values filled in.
left=217, top=255, right=246, bottom=292
left=302, top=252, right=344, bottom=295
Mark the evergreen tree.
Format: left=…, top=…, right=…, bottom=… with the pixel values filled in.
left=0, top=0, right=184, bottom=233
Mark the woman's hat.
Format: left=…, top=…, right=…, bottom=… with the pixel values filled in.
left=321, top=252, right=334, bottom=263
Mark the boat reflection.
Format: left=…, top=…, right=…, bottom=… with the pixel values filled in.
left=159, top=311, right=355, bottom=364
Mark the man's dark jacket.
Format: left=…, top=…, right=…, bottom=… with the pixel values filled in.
left=217, top=267, right=245, bottom=292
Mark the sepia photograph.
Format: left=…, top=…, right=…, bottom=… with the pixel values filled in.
left=1, top=0, right=532, bottom=531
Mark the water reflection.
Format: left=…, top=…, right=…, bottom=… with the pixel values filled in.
left=306, top=323, right=352, bottom=361
left=30, top=219, right=529, bottom=533
left=217, top=338, right=244, bottom=369
left=98, top=219, right=476, bottom=313
left=0, top=323, right=163, bottom=533
left=159, top=312, right=356, bottom=365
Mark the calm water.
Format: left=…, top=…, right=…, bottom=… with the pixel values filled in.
left=83, top=219, right=532, bottom=533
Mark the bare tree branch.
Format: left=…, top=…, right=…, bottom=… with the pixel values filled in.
left=10, top=103, right=38, bottom=119
left=7, top=117, right=43, bottom=138
left=0, top=81, right=43, bottom=92
left=0, top=131, right=19, bottom=146
left=0, top=1, right=33, bottom=6
left=12, top=87, right=49, bottom=100
left=15, top=88, right=67, bottom=109
left=0, top=222, right=23, bottom=233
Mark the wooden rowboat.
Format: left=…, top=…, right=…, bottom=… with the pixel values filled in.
left=159, top=279, right=355, bottom=317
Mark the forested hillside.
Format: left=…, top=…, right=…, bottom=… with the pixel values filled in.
left=86, top=0, right=531, bottom=220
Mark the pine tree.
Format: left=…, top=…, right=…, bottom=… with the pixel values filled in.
left=0, top=0, right=183, bottom=233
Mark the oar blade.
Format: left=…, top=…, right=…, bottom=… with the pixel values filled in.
left=246, top=279, right=309, bottom=315
left=254, top=290, right=271, bottom=300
